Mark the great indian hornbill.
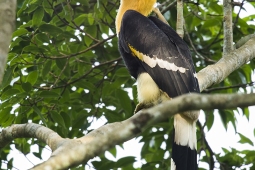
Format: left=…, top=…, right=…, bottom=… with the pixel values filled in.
left=115, top=0, right=200, bottom=169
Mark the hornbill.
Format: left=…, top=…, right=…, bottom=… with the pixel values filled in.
left=115, top=0, right=200, bottom=169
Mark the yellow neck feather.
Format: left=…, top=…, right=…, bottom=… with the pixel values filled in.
left=116, top=0, right=156, bottom=34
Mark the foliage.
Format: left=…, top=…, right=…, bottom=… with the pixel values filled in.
left=0, top=0, right=255, bottom=169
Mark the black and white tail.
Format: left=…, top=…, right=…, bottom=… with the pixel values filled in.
left=171, top=113, right=199, bottom=170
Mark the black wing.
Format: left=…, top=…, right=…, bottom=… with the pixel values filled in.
left=118, top=10, right=199, bottom=98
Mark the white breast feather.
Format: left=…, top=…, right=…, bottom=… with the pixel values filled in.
left=137, top=73, right=160, bottom=103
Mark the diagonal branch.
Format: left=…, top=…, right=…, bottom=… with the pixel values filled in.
left=30, top=92, right=255, bottom=169
left=197, top=37, right=255, bottom=92
left=1, top=93, right=254, bottom=169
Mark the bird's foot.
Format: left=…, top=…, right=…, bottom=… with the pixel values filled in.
left=134, top=102, right=154, bottom=114
left=134, top=90, right=170, bottom=114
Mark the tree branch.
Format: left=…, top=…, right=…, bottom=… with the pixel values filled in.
left=223, top=0, right=233, bottom=55
left=0, top=123, right=64, bottom=151
left=234, top=34, right=255, bottom=49
left=0, top=0, right=16, bottom=84
left=204, top=81, right=255, bottom=93
left=161, top=1, right=177, bottom=14
left=197, top=37, right=255, bottom=92
left=176, top=0, right=184, bottom=38
left=0, top=93, right=246, bottom=169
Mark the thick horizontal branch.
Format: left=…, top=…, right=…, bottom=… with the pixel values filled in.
left=32, top=93, right=255, bottom=169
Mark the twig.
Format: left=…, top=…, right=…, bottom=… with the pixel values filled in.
left=47, top=34, right=116, bottom=59
left=197, top=121, right=215, bottom=170
left=204, top=81, right=255, bottom=93
left=232, top=0, right=245, bottom=30
left=183, top=20, right=216, bottom=63
left=161, top=1, right=177, bottom=14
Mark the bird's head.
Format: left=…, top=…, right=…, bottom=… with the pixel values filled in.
left=119, top=0, right=156, bottom=15
left=116, top=0, right=157, bottom=34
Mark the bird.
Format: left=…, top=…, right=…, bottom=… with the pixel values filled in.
left=115, top=0, right=200, bottom=170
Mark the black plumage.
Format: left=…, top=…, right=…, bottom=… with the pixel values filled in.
left=118, top=10, right=200, bottom=99
left=117, top=9, right=200, bottom=170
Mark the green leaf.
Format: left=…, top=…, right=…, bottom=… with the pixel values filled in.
left=1, top=114, right=15, bottom=127
left=39, top=91, right=59, bottom=98
left=84, top=25, right=97, bottom=46
left=107, top=146, right=117, bottom=158
left=115, top=156, right=136, bottom=168
left=60, top=110, right=71, bottom=128
left=51, top=111, right=66, bottom=128
left=114, top=67, right=130, bottom=77
left=42, top=0, right=53, bottom=16
left=42, top=60, right=52, bottom=77
left=238, top=133, right=254, bottom=146
left=56, top=58, right=70, bottom=77
left=29, top=0, right=42, bottom=5
left=74, top=14, right=87, bottom=25
left=218, top=110, right=234, bottom=130
left=1, top=89, right=20, bottom=100
left=22, top=82, right=32, bottom=92
left=23, top=45, right=45, bottom=53
left=74, top=80, right=95, bottom=91
left=0, top=107, right=12, bottom=125
left=206, top=110, right=214, bottom=131
left=32, top=7, right=44, bottom=26
left=87, top=13, right=94, bottom=25
left=26, top=71, right=38, bottom=85
left=242, top=107, right=249, bottom=119
left=33, top=106, right=48, bottom=126
left=115, top=89, right=132, bottom=114
left=203, top=19, right=221, bottom=28
left=25, top=4, right=38, bottom=14
left=12, top=28, right=28, bottom=38
left=0, top=67, right=13, bottom=89
left=39, top=24, right=63, bottom=35
left=35, top=33, right=50, bottom=43
left=17, top=0, right=30, bottom=16
left=208, top=2, right=222, bottom=14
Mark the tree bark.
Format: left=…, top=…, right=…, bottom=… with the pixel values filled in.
left=0, top=0, right=16, bottom=84
left=198, top=37, right=255, bottom=92
left=176, top=0, right=184, bottom=38
left=223, top=0, right=233, bottom=55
